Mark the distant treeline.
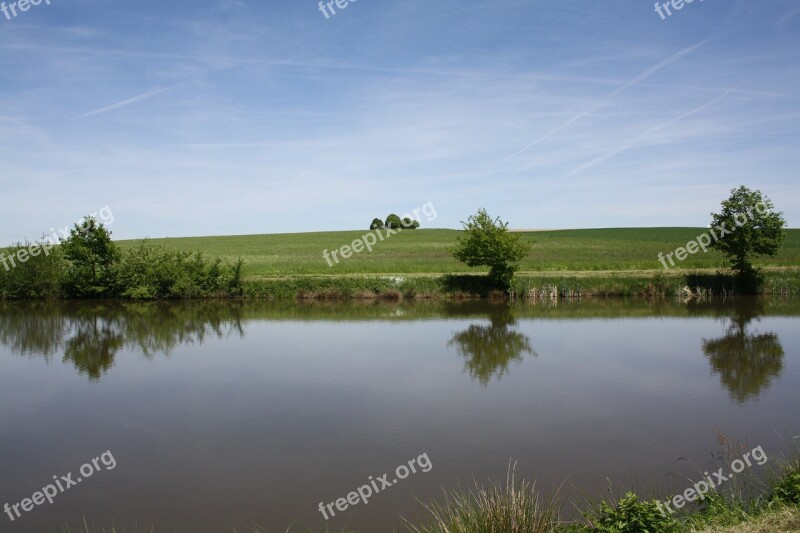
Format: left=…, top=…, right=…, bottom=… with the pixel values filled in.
left=370, top=213, right=420, bottom=230
left=0, top=219, right=243, bottom=300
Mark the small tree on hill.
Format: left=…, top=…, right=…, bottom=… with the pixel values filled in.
left=709, top=186, right=785, bottom=293
left=401, top=217, right=420, bottom=229
left=452, top=208, right=530, bottom=289
left=385, top=214, right=402, bottom=229
left=370, top=218, right=384, bottom=230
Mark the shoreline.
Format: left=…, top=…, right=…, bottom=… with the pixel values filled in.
left=1, top=268, right=799, bottom=301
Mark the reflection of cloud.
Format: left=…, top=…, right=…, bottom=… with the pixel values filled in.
left=448, top=307, right=535, bottom=386
left=701, top=301, right=785, bottom=403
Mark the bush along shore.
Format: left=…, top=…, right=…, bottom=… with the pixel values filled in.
left=61, top=446, right=800, bottom=532
left=0, top=234, right=244, bottom=300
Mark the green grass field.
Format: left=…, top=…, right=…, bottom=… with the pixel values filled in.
left=118, top=228, right=800, bottom=278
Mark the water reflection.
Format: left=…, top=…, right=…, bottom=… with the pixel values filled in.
left=447, top=303, right=536, bottom=385
left=63, top=315, right=125, bottom=379
left=0, top=298, right=792, bottom=395
left=695, top=299, right=785, bottom=403
left=0, top=302, right=245, bottom=380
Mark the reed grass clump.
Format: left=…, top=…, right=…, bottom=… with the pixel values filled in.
left=405, top=465, right=559, bottom=533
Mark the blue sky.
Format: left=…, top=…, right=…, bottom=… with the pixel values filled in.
left=1, top=0, right=798, bottom=243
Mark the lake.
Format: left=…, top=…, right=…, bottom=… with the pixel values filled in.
left=0, top=298, right=798, bottom=531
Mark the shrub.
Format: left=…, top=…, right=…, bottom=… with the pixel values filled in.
left=370, top=217, right=384, bottom=230
left=0, top=241, right=64, bottom=299
left=581, top=492, right=680, bottom=533
left=771, top=460, right=800, bottom=505
left=114, top=240, right=244, bottom=299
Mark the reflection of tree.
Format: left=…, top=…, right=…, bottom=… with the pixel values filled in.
left=448, top=306, right=535, bottom=385
left=63, top=317, right=124, bottom=380
left=701, top=299, right=784, bottom=403
left=0, top=303, right=66, bottom=360
left=0, top=302, right=244, bottom=381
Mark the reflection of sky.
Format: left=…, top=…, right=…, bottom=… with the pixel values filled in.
left=0, top=313, right=798, bottom=531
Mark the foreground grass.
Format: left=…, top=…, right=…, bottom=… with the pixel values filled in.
left=691, top=506, right=800, bottom=532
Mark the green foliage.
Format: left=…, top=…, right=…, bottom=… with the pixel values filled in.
left=771, top=460, right=800, bottom=505
left=385, top=213, right=403, bottom=229
left=709, top=186, right=786, bottom=291
left=0, top=241, right=63, bottom=299
left=581, top=492, right=680, bottom=533
left=114, top=240, right=244, bottom=299
left=60, top=218, right=120, bottom=297
left=1, top=226, right=244, bottom=300
left=370, top=217, right=384, bottom=230
left=401, top=216, right=420, bottom=229
left=452, top=209, right=531, bottom=288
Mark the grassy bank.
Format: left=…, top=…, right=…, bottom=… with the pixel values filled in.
left=237, top=269, right=800, bottom=300
left=128, top=227, right=800, bottom=299
left=4, top=228, right=799, bottom=300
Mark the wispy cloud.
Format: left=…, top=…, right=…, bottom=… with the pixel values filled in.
left=73, top=87, right=173, bottom=119
left=776, top=7, right=800, bottom=25
left=501, top=39, right=712, bottom=161
left=565, top=85, right=743, bottom=178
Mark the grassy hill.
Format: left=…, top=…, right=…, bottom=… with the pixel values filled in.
left=118, top=228, right=800, bottom=278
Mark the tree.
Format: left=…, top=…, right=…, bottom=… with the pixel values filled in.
left=385, top=213, right=402, bottom=229
left=61, top=217, right=119, bottom=297
left=709, top=186, right=786, bottom=292
left=452, top=208, right=531, bottom=288
left=401, top=217, right=420, bottom=229
left=370, top=218, right=384, bottom=230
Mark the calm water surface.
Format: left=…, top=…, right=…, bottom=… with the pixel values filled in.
left=0, top=298, right=798, bottom=531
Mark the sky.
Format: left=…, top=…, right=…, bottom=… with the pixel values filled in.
left=1, top=0, right=799, bottom=243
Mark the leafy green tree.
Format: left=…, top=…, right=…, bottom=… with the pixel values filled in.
left=385, top=213, right=402, bottom=229
left=401, top=217, right=420, bottom=229
left=370, top=217, right=384, bottom=230
left=61, top=217, right=119, bottom=297
left=709, top=186, right=786, bottom=292
left=452, top=208, right=531, bottom=288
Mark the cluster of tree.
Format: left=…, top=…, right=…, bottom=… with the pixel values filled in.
left=0, top=219, right=244, bottom=300
left=370, top=214, right=420, bottom=230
